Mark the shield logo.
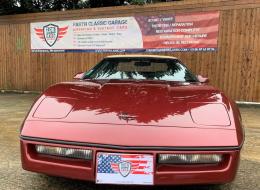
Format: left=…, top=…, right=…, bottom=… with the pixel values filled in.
left=118, top=161, right=132, bottom=177
left=43, top=24, right=59, bottom=47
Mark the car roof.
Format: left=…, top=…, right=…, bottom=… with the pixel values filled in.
left=105, top=54, right=178, bottom=59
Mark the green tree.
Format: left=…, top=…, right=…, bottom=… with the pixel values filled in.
left=0, top=0, right=178, bottom=15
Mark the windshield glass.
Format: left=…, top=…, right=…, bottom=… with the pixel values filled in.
left=85, top=57, right=198, bottom=82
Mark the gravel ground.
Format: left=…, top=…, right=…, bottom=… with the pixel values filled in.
left=0, top=93, right=259, bottom=190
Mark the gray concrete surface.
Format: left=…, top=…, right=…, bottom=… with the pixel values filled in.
left=0, top=93, right=259, bottom=190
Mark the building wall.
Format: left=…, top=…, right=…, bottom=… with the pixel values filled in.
left=0, top=0, right=259, bottom=101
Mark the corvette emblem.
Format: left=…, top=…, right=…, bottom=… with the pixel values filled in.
left=34, top=24, right=68, bottom=47
left=118, top=112, right=137, bottom=122
left=118, top=161, right=132, bottom=177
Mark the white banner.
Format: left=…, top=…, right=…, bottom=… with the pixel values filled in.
left=31, top=17, right=143, bottom=52
left=30, top=12, right=219, bottom=53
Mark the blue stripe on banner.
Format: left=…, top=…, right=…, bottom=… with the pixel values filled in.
left=32, top=48, right=218, bottom=53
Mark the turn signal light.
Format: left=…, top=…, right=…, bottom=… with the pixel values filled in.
left=35, top=145, right=92, bottom=160
left=158, top=154, right=223, bottom=164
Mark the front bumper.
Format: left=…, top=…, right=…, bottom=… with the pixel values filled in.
left=20, top=138, right=241, bottom=185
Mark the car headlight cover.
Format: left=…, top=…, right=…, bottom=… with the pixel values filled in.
left=189, top=103, right=231, bottom=126
left=35, top=145, right=92, bottom=160
left=33, top=97, right=75, bottom=119
left=158, top=154, right=223, bottom=164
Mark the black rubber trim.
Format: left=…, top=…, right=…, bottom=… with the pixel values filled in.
left=20, top=135, right=243, bottom=151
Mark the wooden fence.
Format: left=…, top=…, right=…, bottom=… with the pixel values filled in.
left=0, top=0, right=259, bottom=102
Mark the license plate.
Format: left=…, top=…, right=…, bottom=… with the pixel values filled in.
left=96, top=152, right=154, bottom=185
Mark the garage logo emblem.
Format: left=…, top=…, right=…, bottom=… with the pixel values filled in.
left=118, top=161, right=132, bottom=177
left=43, top=24, right=59, bottom=47
left=34, top=24, right=68, bottom=47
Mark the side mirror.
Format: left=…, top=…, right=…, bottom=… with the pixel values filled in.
left=197, top=75, right=209, bottom=83
left=73, top=72, right=85, bottom=80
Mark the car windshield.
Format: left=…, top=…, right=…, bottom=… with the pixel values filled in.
left=84, top=57, right=198, bottom=82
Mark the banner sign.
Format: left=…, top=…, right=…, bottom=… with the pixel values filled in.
left=31, top=11, right=219, bottom=53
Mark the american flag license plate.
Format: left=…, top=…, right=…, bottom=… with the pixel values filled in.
left=96, top=153, right=154, bottom=185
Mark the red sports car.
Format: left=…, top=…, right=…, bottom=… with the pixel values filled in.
left=20, top=55, right=244, bottom=186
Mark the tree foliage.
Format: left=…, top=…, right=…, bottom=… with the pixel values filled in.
left=0, top=0, right=176, bottom=15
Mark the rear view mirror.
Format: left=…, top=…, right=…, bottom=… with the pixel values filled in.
left=197, top=75, right=209, bottom=83
left=73, top=72, right=85, bottom=80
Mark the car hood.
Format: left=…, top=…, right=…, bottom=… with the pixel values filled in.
left=29, top=80, right=234, bottom=128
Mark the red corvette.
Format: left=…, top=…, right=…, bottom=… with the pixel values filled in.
left=20, top=55, right=244, bottom=186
